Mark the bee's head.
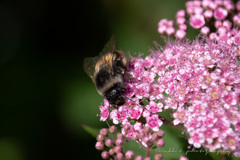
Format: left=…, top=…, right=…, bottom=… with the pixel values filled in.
left=105, top=86, right=125, bottom=105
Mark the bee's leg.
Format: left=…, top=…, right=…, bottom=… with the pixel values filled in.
left=114, top=67, right=124, bottom=75
left=124, top=72, right=133, bottom=79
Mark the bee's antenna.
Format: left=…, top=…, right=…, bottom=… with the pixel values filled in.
left=122, top=95, right=135, bottom=103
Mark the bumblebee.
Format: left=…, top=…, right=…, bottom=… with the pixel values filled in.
left=83, top=36, right=128, bottom=105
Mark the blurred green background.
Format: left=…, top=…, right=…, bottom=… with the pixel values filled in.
left=0, top=0, right=191, bottom=160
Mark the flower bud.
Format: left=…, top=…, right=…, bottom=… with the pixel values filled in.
left=215, top=20, right=222, bottom=28
left=179, top=156, right=188, bottom=160
left=135, top=155, right=143, bottom=160
left=152, top=132, right=159, bottom=141
left=125, top=150, right=134, bottom=160
left=126, top=136, right=132, bottom=142
left=114, top=145, right=122, bottom=153
left=105, top=138, right=113, bottom=147
left=157, top=130, right=164, bottom=138
left=115, top=138, right=124, bottom=146
left=154, top=153, right=162, bottom=160
left=132, top=132, right=139, bottom=140
left=117, top=133, right=124, bottom=140
left=201, top=26, right=210, bottom=35
left=101, top=151, right=109, bottom=159
left=109, top=125, right=117, bottom=133
left=138, top=132, right=145, bottom=139
left=109, top=148, right=115, bottom=156
left=144, top=157, right=151, bottom=160
left=143, top=126, right=151, bottom=133
left=123, top=123, right=131, bottom=132
left=95, top=141, right=104, bottom=150
left=100, top=128, right=109, bottom=136
left=116, top=152, right=124, bottom=160
left=156, top=139, right=164, bottom=147
left=142, top=137, right=150, bottom=144
left=97, top=134, right=105, bottom=141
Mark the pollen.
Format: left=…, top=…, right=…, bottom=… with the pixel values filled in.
left=195, top=105, right=202, bottom=113
left=178, top=87, right=185, bottom=94
left=190, top=81, right=195, bottom=87
left=227, top=138, right=235, bottom=146
left=205, top=76, right=212, bottom=84
left=178, top=112, right=185, bottom=119
left=210, top=91, right=218, bottom=99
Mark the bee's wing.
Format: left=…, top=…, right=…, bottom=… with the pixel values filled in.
left=99, top=35, right=116, bottom=57
left=83, top=56, right=98, bottom=82
left=105, top=36, right=131, bottom=60
left=83, top=36, right=118, bottom=80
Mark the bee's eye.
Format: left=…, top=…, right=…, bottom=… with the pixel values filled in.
left=116, top=59, right=122, bottom=66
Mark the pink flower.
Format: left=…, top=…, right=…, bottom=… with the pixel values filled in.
left=214, top=20, right=222, bottom=28
left=203, top=10, right=213, bottom=19
left=133, top=122, right=143, bottom=131
left=158, top=25, right=167, bottom=34
left=176, top=9, right=186, bottom=18
left=223, top=20, right=232, bottom=30
left=236, top=1, right=240, bottom=11
left=99, top=105, right=109, bottom=121
left=125, top=150, right=134, bottom=159
left=207, top=87, right=220, bottom=100
left=224, top=136, right=238, bottom=151
left=188, top=131, right=205, bottom=148
left=142, top=109, right=150, bottom=118
left=179, top=24, right=187, bottom=31
left=189, top=14, right=205, bottom=29
left=202, top=112, right=217, bottom=127
left=99, top=99, right=110, bottom=121
left=185, top=117, right=201, bottom=132
left=146, top=114, right=163, bottom=131
left=221, top=91, right=237, bottom=109
left=110, top=106, right=128, bottom=124
left=176, top=17, right=186, bottom=25
left=146, top=101, right=163, bottom=113
left=166, top=27, right=175, bottom=35
left=149, top=84, right=163, bottom=100
left=214, top=7, right=228, bottom=20
left=209, top=33, right=218, bottom=40
left=200, top=26, right=210, bottom=35
left=130, top=106, right=143, bottom=119
left=173, top=107, right=187, bottom=125
left=203, top=128, right=218, bottom=144
left=179, top=156, right=188, bottom=160
left=228, top=110, right=239, bottom=125
left=208, top=1, right=217, bottom=10
left=95, top=1, right=240, bottom=158
left=175, top=30, right=186, bottom=39
left=135, top=83, right=150, bottom=99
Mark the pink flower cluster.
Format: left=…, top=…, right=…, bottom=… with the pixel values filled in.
left=158, top=11, right=187, bottom=39
left=99, top=29, right=240, bottom=157
left=158, top=0, right=240, bottom=39
left=96, top=0, right=240, bottom=158
left=95, top=125, right=165, bottom=160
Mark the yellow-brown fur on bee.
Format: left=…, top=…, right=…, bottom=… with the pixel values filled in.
left=83, top=36, right=128, bottom=105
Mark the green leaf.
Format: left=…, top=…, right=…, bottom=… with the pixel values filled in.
left=153, top=125, right=185, bottom=159
left=81, top=124, right=100, bottom=138
left=122, top=125, right=185, bottom=160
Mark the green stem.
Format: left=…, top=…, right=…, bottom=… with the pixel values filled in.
left=146, top=146, right=151, bottom=157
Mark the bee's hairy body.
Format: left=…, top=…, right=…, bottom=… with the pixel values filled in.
left=83, top=37, right=128, bottom=106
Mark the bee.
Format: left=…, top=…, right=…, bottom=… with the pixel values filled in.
left=83, top=36, right=128, bottom=105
